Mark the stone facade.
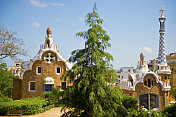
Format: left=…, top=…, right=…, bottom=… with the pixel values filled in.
left=8, top=61, right=23, bottom=76
left=120, top=54, right=171, bottom=111
left=166, top=53, right=176, bottom=102
left=12, top=28, right=73, bottom=100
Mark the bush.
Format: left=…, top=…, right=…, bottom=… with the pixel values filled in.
left=0, top=97, right=13, bottom=102
left=127, top=109, right=160, bottom=117
left=44, top=88, right=61, bottom=107
left=0, top=97, right=53, bottom=115
left=161, top=103, right=176, bottom=117
left=122, top=95, right=138, bottom=111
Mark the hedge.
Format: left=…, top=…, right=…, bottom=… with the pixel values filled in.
left=0, top=97, right=54, bottom=115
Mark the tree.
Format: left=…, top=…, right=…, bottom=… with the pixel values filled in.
left=122, top=95, right=138, bottom=111
left=0, top=27, right=27, bottom=60
left=0, top=63, right=14, bottom=97
left=60, top=3, right=126, bottom=117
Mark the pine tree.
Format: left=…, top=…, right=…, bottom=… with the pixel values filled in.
left=60, top=3, right=127, bottom=117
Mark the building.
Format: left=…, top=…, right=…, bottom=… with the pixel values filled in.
left=8, top=61, right=23, bottom=76
left=166, top=53, right=176, bottom=103
left=116, top=67, right=134, bottom=84
left=119, top=7, right=172, bottom=111
left=12, top=28, right=73, bottom=100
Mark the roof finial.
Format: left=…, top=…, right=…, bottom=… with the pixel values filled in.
left=46, top=28, right=52, bottom=35
left=160, top=6, right=165, bottom=18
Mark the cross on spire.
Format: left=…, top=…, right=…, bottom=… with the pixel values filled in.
left=44, top=53, right=55, bottom=63
left=160, top=6, right=165, bottom=17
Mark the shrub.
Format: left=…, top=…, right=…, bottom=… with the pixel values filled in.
left=127, top=109, right=160, bottom=117
left=44, top=88, right=61, bottom=107
left=0, top=97, right=52, bottom=115
left=0, top=97, right=13, bottom=102
left=161, top=103, right=176, bottom=117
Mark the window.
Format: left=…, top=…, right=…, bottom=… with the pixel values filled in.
left=148, top=79, right=151, bottom=88
left=61, top=82, right=67, bottom=90
left=171, top=67, right=174, bottom=71
left=144, top=81, right=147, bottom=86
left=139, top=94, right=159, bottom=110
left=165, top=76, right=167, bottom=80
left=152, top=81, right=154, bottom=86
left=44, top=84, right=54, bottom=92
left=170, top=82, right=172, bottom=86
left=29, top=82, right=36, bottom=92
left=37, top=66, right=42, bottom=74
left=16, top=64, right=19, bottom=67
left=44, top=53, right=55, bottom=63
left=47, top=40, right=50, bottom=47
left=56, top=67, right=61, bottom=74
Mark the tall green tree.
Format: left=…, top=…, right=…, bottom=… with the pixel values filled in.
left=60, top=3, right=126, bottom=117
left=0, top=63, right=14, bottom=98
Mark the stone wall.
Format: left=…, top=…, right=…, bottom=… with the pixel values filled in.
left=13, top=78, right=22, bottom=100
left=19, top=51, right=72, bottom=99
left=122, top=74, right=170, bottom=111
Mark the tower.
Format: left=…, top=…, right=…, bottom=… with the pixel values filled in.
left=40, top=28, right=58, bottom=51
left=45, top=28, right=53, bottom=48
left=156, top=7, right=171, bottom=82
left=157, top=7, right=167, bottom=66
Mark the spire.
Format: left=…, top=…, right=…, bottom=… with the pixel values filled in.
left=40, top=28, right=58, bottom=51
left=45, top=28, right=53, bottom=48
left=157, top=7, right=167, bottom=66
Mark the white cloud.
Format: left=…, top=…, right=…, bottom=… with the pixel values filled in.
left=78, top=17, right=85, bottom=22
left=141, top=47, right=153, bottom=54
left=29, top=0, right=47, bottom=8
left=32, top=21, right=40, bottom=28
left=49, top=2, right=64, bottom=7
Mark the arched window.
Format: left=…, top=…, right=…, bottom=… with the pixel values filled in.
left=144, top=81, right=147, bottom=86
left=165, top=76, right=167, bottom=80
left=47, top=40, right=50, bottom=47
left=152, top=81, right=154, bottom=86
left=148, top=79, right=151, bottom=88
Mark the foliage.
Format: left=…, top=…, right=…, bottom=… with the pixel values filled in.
left=0, top=26, right=27, bottom=60
left=60, top=3, right=126, bottom=117
left=44, top=88, right=62, bottom=107
left=171, top=82, right=176, bottom=100
left=0, top=97, right=54, bottom=116
left=0, top=63, right=14, bottom=97
left=122, top=95, right=138, bottom=111
left=127, top=109, right=160, bottom=117
left=161, top=103, right=176, bottom=117
left=0, top=97, right=13, bottom=102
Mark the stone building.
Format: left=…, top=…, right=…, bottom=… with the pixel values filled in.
left=12, top=28, right=73, bottom=100
left=119, top=7, right=172, bottom=111
left=116, top=67, right=134, bottom=84
left=8, top=61, right=23, bottom=77
left=166, top=53, right=176, bottom=103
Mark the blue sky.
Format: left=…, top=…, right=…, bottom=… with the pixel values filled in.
left=0, top=0, right=176, bottom=69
